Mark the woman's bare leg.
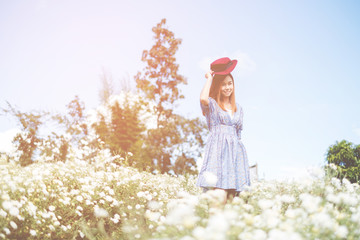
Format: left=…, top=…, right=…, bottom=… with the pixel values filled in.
left=226, top=189, right=236, bottom=202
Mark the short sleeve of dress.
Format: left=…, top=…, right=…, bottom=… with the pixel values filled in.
left=235, top=105, right=243, bottom=140
left=200, top=97, right=216, bottom=116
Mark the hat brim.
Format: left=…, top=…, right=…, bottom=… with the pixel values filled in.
left=212, top=60, right=237, bottom=75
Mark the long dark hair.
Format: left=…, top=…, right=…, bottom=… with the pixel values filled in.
left=209, top=73, right=237, bottom=113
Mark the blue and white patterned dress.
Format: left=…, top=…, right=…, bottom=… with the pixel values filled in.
left=196, top=96, right=251, bottom=192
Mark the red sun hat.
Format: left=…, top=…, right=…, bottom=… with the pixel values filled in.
left=210, top=57, right=238, bottom=75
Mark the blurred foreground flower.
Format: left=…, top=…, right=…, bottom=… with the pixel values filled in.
left=94, top=207, right=109, bottom=218
left=203, top=171, right=218, bottom=186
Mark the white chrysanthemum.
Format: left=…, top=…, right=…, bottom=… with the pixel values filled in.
left=205, top=212, right=229, bottom=239
left=262, top=209, right=280, bottom=228
left=0, top=209, right=7, bottom=217
left=252, top=229, right=267, bottom=240
left=205, top=189, right=227, bottom=204
left=10, top=221, right=17, bottom=230
left=203, top=171, right=218, bottom=186
left=165, top=203, right=196, bottom=226
left=137, top=191, right=145, bottom=198
left=268, top=229, right=302, bottom=240
left=29, top=229, right=36, bottom=236
left=94, top=207, right=108, bottom=218
left=148, top=201, right=161, bottom=210
left=335, top=225, right=348, bottom=238
left=280, top=194, right=295, bottom=203
left=331, top=177, right=341, bottom=189
left=328, top=163, right=337, bottom=170
left=145, top=210, right=161, bottom=222
left=2, top=201, right=12, bottom=210
left=311, top=212, right=335, bottom=230
left=258, top=199, right=274, bottom=210
left=9, top=207, right=19, bottom=217
left=300, top=193, right=321, bottom=213
left=3, top=227, right=10, bottom=235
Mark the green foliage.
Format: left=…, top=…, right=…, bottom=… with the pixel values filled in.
left=135, top=18, right=187, bottom=127
left=326, top=140, right=360, bottom=183
left=2, top=96, right=104, bottom=166
left=93, top=95, right=146, bottom=163
left=2, top=102, right=46, bottom=166
left=53, top=95, right=88, bottom=144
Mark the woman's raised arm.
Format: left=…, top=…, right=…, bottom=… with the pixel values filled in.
left=200, top=71, right=214, bottom=106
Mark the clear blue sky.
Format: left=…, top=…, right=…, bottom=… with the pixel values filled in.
left=1, top=0, right=360, bottom=180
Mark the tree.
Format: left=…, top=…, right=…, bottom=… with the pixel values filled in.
left=135, top=18, right=187, bottom=128
left=92, top=91, right=146, bottom=165
left=109, top=100, right=144, bottom=154
left=326, top=140, right=360, bottom=183
left=2, top=102, right=45, bottom=166
left=53, top=95, right=88, bottom=146
left=134, top=18, right=207, bottom=174
left=98, top=68, right=115, bottom=104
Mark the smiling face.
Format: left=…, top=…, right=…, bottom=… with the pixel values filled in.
left=220, top=75, right=234, bottom=99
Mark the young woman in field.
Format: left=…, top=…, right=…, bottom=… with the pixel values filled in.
left=196, top=57, right=251, bottom=202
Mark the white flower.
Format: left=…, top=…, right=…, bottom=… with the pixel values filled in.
left=258, top=199, right=274, bottom=210
left=49, top=206, right=56, bottom=211
left=9, top=207, right=19, bottom=217
left=94, top=207, right=108, bottom=218
left=262, top=209, right=280, bottom=228
left=300, top=193, right=321, bottom=213
left=268, top=229, right=302, bottom=240
left=251, top=229, right=267, bottom=240
left=76, top=195, right=84, bottom=202
left=335, top=225, right=348, bottom=238
left=331, top=177, right=341, bottom=189
left=137, top=191, right=145, bottom=198
left=29, top=229, right=36, bottom=236
left=105, top=195, right=113, bottom=202
left=10, top=221, right=17, bottom=229
left=0, top=209, right=7, bottom=217
left=192, top=227, right=205, bottom=239
left=329, top=163, right=337, bottom=170
left=206, top=189, right=227, bottom=203
left=145, top=210, right=161, bottom=222
left=148, top=201, right=161, bottom=210
left=165, top=202, right=196, bottom=226
left=3, top=227, right=10, bottom=235
left=2, top=201, right=12, bottom=210
left=203, top=171, right=218, bottom=186
left=206, top=212, right=229, bottom=238
left=280, top=194, right=295, bottom=203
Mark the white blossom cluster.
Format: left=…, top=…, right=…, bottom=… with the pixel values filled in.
left=0, top=157, right=199, bottom=239
left=1, top=159, right=360, bottom=239
left=152, top=167, right=360, bottom=240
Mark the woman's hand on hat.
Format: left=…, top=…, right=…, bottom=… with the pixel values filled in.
left=205, top=71, right=214, bottom=80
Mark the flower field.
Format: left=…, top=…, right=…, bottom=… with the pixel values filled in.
left=1, top=157, right=360, bottom=240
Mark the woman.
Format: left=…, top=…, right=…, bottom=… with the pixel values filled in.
left=196, top=57, right=251, bottom=201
